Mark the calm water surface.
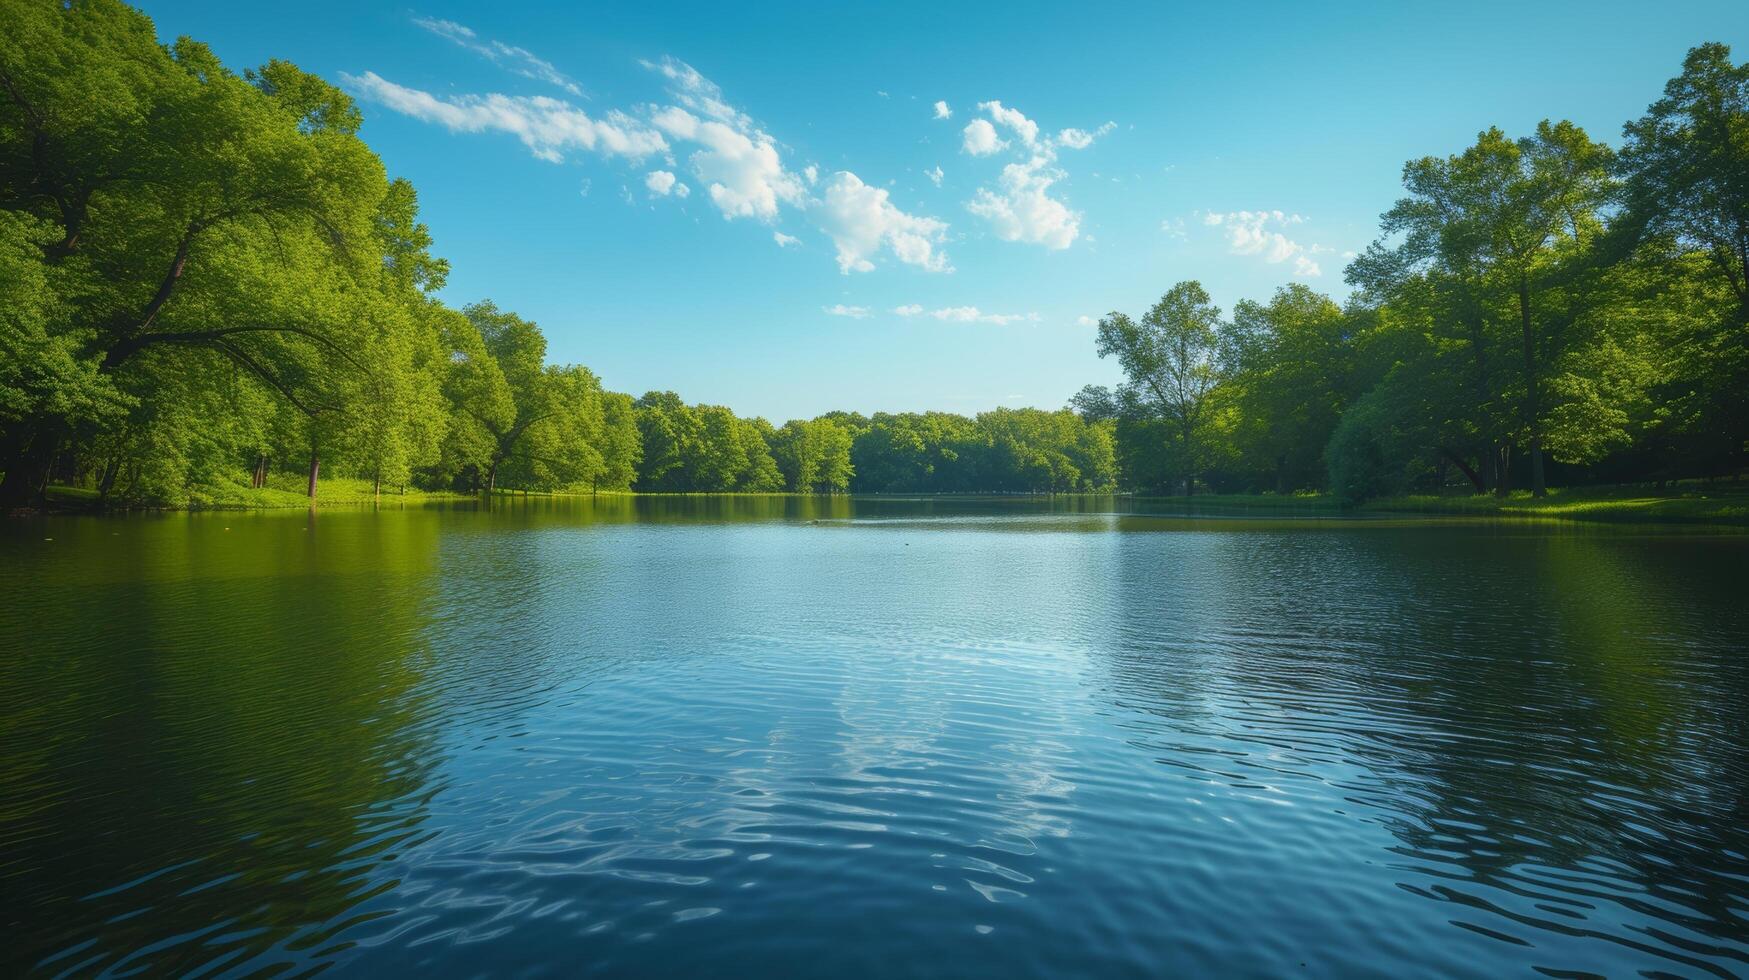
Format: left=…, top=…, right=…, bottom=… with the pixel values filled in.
left=2, top=496, right=1747, bottom=977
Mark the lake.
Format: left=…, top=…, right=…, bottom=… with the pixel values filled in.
left=2, top=496, right=1746, bottom=977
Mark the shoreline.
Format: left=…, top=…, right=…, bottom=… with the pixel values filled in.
left=21, top=483, right=1748, bottom=527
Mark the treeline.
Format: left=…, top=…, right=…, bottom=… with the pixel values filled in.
left=2, top=3, right=1744, bottom=507
left=1079, top=44, right=1748, bottom=500
left=0, top=1, right=1111, bottom=506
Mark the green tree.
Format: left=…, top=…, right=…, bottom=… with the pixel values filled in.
left=0, top=5, right=391, bottom=503
left=1349, top=123, right=1615, bottom=497
left=1222, top=284, right=1352, bottom=492
left=1096, top=282, right=1223, bottom=496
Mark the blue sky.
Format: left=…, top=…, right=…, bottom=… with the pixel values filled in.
left=139, top=1, right=1746, bottom=422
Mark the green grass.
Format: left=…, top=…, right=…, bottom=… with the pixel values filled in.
left=1123, top=485, right=1748, bottom=525
left=1365, top=485, right=1749, bottom=525
left=46, top=475, right=477, bottom=511
left=39, top=479, right=1749, bottom=524
left=1124, top=491, right=1342, bottom=512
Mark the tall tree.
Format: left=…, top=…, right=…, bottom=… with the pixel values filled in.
left=0, top=5, right=388, bottom=503
left=1096, top=282, right=1223, bottom=496
left=1222, top=285, right=1352, bottom=492
left=1348, top=123, right=1614, bottom=496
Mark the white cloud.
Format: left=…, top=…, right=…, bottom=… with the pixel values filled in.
left=893, top=304, right=924, bottom=316
left=1056, top=121, right=1115, bottom=150
left=933, top=100, right=952, bottom=120
left=641, top=55, right=753, bottom=130
left=967, top=156, right=1080, bottom=250
left=978, top=100, right=1039, bottom=147
left=650, top=106, right=801, bottom=221
left=926, top=166, right=944, bottom=187
left=357, top=49, right=947, bottom=274
left=773, top=231, right=800, bottom=247
left=1076, top=315, right=1097, bottom=327
left=925, top=306, right=1038, bottom=325
left=413, top=17, right=582, bottom=96
left=814, top=171, right=951, bottom=274
left=824, top=304, right=872, bottom=318
left=342, top=72, right=665, bottom=163
left=958, top=101, right=1103, bottom=251
left=1202, top=210, right=1322, bottom=276
left=962, top=118, right=1006, bottom=156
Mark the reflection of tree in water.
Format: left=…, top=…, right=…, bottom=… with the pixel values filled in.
left=1355, top=532, right=1749, bottom=974
left=0, top=514, right=449, bottom=975
left=1097, top=526, right=1749, bottom=974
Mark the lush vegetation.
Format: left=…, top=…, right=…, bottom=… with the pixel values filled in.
left=1080, top=44, right=1747, bottom=502
left=1, top=2, right=1744, bottom=509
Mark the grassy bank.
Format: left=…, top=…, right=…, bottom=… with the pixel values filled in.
left=1120, top=484, right=1749, bottom=525
left=1364, top=485, right=1749, bottom=525
left=44, top=475, right=481, bottom=511
left=32, top=480, right=1749, bottom=525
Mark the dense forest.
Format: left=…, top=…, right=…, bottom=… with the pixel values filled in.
left=2, top=1, right=1744, bottom=507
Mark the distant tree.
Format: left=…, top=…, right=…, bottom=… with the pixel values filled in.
left=773, top=417, right=854, bottom=492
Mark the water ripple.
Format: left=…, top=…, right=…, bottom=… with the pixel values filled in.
left=1, top=501, right=1745, bottom=977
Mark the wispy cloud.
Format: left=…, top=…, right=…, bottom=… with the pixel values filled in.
left=413, top=17, right=583, bottom=96
left=824, top=304, right=872, bottom=318
left=959, top=101, right=1109, bottom=250
left=1056, top=121, right=1115, bottom=150
left=340, top=72, right=664, bottom=162
left=895, top=304, right=1038, bottom=325
left=350, top=47, right=950, bottom=274
left=1202, top=209, right=1323, bottom=277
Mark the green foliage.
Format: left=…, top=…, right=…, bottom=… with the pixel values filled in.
left=1095, top=282, right=1223, bottom=493
left=1, top=9, right=1744, bottom=508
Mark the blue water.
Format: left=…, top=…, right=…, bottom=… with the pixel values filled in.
left=2, top=497, right=1746, bottom=976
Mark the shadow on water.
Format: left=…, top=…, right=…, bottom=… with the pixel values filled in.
left=1, top=514, right=450, bottom=975
left=1096, top=525, right=1749, bottom=975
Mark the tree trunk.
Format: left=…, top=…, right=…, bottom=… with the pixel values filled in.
left=486, top=459, right=498, bottom=494
left=0, top=424, right=59, bottom=508
left=1274, top=453, right=1287, bottom=495
left=1440, top=448, right=1485, bottom=494
left=1182, top=423, right=1194, bottom=498
left=97, top=457, right=122, bottom=502
left=307, top=448, right=320, bottom=499
left=1518, top=276, right=1546, bottom=498
left=1494, top=442, right=1513, bottom=497
left=373, top=468, right=381, bottom=501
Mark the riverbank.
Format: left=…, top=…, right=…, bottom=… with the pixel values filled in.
left=26, top=481, right=1749, bottom=525
left=40, top=477, right=483, bottom=512
left=1366, top=486, right=1749, bottom=524
left=1123, top=484, right=1749, bottom=525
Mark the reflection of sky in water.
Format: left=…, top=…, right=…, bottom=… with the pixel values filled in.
left=2, top=499, right=1745, bottom=977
